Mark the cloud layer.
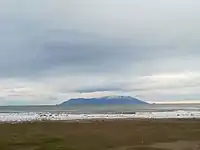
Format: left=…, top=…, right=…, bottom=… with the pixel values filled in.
left=1, top=0, right=200, bottom=104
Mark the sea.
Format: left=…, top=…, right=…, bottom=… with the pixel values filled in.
left=0, top=104, right=200, bottom=122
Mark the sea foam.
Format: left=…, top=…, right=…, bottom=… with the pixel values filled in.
left=1, top=110, right=200, bottom=123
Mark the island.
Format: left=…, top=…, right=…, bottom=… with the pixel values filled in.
left=59, top=96, right=148, bottom=105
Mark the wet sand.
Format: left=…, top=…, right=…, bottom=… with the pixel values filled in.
left=0, top=119, right=200, bottom=150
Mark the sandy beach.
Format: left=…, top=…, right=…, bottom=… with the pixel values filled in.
left=0, top=119, right=200, bottom=150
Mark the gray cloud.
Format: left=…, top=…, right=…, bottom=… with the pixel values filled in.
left=1, top=27, right=200, bottom=78
left=0, top=30, right=132, bottom=77
left=74, top=73, right=200, bottom=94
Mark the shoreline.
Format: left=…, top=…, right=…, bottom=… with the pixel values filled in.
left=1, top=117, right=200, bottom=125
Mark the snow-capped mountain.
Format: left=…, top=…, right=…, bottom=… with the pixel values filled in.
left=60, top=96, right=148, bottom=105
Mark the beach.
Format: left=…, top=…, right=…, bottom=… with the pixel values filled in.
left=1, top=104, right=200, bottom=150
left=0, top=119, right=200, bottom=150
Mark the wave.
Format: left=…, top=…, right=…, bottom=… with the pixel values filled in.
left=1, top=110, right=200, bottom=123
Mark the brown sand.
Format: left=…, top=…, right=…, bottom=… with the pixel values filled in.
left=0, top=119, right=200, bottom=150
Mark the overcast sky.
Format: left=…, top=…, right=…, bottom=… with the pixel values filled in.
left=1, top=0, right=200, bottom=105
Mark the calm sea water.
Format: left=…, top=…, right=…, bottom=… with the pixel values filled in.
left=0, top=104, right=200, bottom=114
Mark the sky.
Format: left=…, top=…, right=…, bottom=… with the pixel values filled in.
left=1, top=0, right=200, bottom=105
